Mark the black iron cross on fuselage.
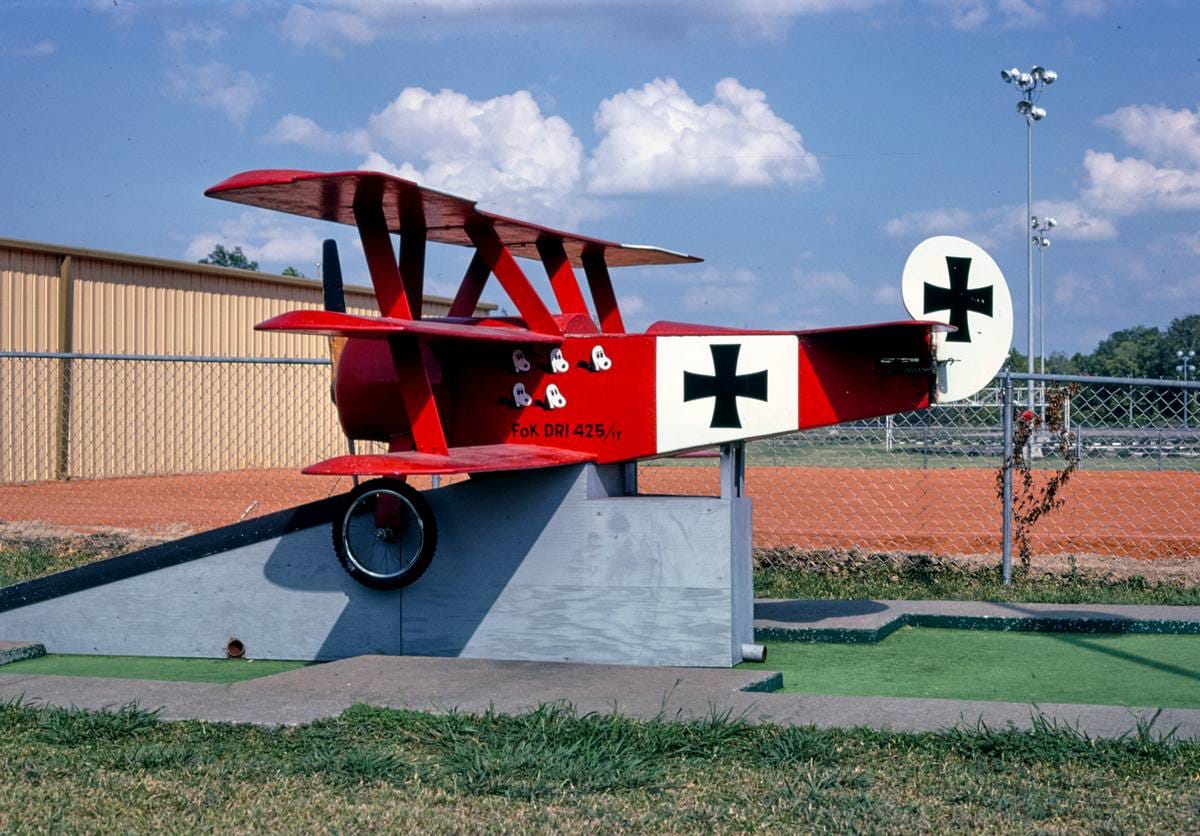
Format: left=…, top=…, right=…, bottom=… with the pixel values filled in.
left=683, top=343, right=768, bottom=429
left=924, top=256, right=993, bottom=343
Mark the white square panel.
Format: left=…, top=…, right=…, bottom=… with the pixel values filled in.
left=656, top=335, right=799, bottom=454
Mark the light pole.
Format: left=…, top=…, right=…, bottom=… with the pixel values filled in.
left=1001, top=64, right=1057, bottom=410
left=1032, top=216, right=1054, bottom=418
left=1179, top=349, right=1196, bottom=429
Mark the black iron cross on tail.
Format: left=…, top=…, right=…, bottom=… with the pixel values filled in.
left=683, top=343, right=768, bottom=429
left=924, top=256, right=993, bottom=343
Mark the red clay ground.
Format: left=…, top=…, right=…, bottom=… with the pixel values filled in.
left=1, top=466, right=1198, bottom=561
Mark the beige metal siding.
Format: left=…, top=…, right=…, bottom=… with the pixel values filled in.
left=0, top=238, right=486, bottom=482
left=1, top=246, right=61, bottom=352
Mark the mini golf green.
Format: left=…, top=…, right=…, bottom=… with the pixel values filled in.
left=0, top=655, right=310, bottom=684
left=746, top=627, right=1200, bottom=708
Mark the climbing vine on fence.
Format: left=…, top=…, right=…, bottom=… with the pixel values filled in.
left=997, top=385, right=1080, bottom=572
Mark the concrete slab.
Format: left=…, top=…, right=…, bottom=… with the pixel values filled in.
left=0, top=641, right=44, bottom=666
left=755, top=599, right=1200, bottom=642
left=0, top=654, right=1196, bottom=741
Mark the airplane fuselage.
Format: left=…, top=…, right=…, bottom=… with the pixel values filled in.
left=334, top=319, right=935, bottom=462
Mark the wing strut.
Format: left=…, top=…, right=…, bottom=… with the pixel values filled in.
left=467, top=224, right=562, bottom=336
left=536, top=238, right=590, bottom=316
left=388, top=337, right=448, bottom=455
left=448, top=251, right=491, bottom=318
left=399, top=227, right=426, bottom=320
left=582, top=248, right=625, bottom=334
left=354, top=200, right=413, bottom=319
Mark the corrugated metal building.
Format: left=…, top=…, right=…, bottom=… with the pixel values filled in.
left=0, top=237, right=493, bottom=482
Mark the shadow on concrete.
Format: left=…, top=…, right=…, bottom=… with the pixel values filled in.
left=754, top=599, right=889, bottom=624
left=260, top=467, right=570, bottom=660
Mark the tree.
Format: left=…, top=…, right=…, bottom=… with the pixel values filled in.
left=199, top=244, right=258, bottom=271
left=281, top=266, right=306, bottom=278
left=1165, top=314, right=1200, bottom=359
left=1079, top=325, right=1169, bottom=379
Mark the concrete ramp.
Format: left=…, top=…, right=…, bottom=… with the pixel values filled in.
left=0, top=464, right=752, bottom=667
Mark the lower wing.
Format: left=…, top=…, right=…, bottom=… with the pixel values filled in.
left=303, top=443, right=596, bottom=477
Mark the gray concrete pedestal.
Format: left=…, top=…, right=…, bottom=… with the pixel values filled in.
left=0, top=463, right=754, bottom=667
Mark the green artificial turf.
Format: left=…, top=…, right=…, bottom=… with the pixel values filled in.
left=0, top=654, right=309, bottom=684
left=746, top=627, right=1200, bottom=708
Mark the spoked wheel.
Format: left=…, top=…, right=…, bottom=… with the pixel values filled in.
left=332, top=478, right=437, bottom=590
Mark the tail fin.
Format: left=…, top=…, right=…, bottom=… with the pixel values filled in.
left=322, top=238, right=347, bottom=313
left=322, top=239, right=347, bottom=404
left=901, top=235, right=1013, bottom=402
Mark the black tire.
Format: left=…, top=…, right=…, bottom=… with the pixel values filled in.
left=332, top=478, right=437, bottom=590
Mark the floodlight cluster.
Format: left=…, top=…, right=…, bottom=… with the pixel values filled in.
left=1002, top=65, right=1056, bottom=121
left=1031, top=215, right=1056, bottom=249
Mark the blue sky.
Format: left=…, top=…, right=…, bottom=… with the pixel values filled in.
left=3, top=0, right=1199, bottom=354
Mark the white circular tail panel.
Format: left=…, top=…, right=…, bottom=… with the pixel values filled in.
left=901, top=236, right=1013, bottom=402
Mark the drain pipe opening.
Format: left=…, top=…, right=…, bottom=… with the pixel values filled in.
left=225, top=638, right=245, bottom=659
left=741, top=643, right=767, bottom=663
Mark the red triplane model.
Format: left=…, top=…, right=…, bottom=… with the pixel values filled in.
left=205, top=169, right=1011, bottom=590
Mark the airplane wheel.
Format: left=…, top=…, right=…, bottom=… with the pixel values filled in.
left=333, top=478, right=437, bottom=590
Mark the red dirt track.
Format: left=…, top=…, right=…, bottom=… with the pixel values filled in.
left=1, top=466, right=1198, bottom=560
left=643, top=466, right=1200, bottom=560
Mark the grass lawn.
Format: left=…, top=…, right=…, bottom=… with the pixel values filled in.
left=0, top=701, right=1196, bottom=832
left=0, top=654, right=309, bottom=684
left=0, top=540, right=114, bottom=588
left=755, top=565, right=1200, bottom=606
left=746, top=627, right=1200, bottom=708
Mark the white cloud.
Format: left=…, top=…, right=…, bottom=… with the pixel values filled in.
left=165, top=22, right=225, bottom=51
left=883, top=207, right=979, bottom=240
left=1095, top=104, right=1200, bottom=167
left=883, top=200, right=1116, bottom=247
left=281, top=5, right=378, bottom=52
left=1051, top=270, right=1116, bottom=312
left=1062, top=0, right=1109, bottom=15
left=164, top=62, right=264, bottom=126
left=926, top=0, right=1103, bottom=29
left=1030, top=200, right=1118, bottom=242
left=264, top=78, right=808, bottom=220
left=2, top=39, right=56, bottom=57
left=1147, top=272, right=1200, bottom=302
left=872, top=285, right=900, bottom=306
left=995, top=0, right=1045, bottom=27
left=1081, top=150, right=1200, bottom=215
left=928, top=0, right=990, bottom=30
left=358, top=87, right=586, bottom=221
left=619, top=294, right=647, bottom=316
left=280, top=0, right=888, bottom=49
left=891, top=98, right=1200, bottom=252
left=587, top=78, right=819, bottom=194
left=186, top=211, right=326, bottom=269
left=265, top=114, right=370, bottom=154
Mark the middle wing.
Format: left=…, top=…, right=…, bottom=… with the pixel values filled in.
left=304, top=444, right=597, bottom=477
left=256, top=310, right=562, bottom=345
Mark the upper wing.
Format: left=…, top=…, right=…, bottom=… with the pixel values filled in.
left=205, top=169, right=701, bottom=268
left=303, top=444, right=596, bottom=477
left=256, top=310, right=563, bottom=345
left=645, top=320, right=955, bottom=337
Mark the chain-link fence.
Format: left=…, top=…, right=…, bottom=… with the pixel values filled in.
left=0, top=352, right=366, bottom=538
left=640, top=372, right=1200, bottom=567
left=2, top=352, right=1199, bottom=564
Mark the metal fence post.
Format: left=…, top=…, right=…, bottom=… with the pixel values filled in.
left=1001, top=371, right=1014, bottom=585
left=922, top=409, right=930, bottom=469
left=719, top=442, right=745, bottom=499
